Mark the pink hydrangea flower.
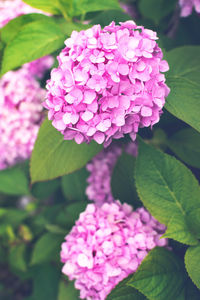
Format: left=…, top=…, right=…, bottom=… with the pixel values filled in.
left=0, top=67, right=45, bottom=170
left=23, top=56, right=54, bottom=79
left=45, top=21, right=170, bottom=147
left=179, top=0, right=200, bottom=16
left=61, top=201, right=168, bottom=300
left=0, top=0, right=44, bottom=28
left=86, top=141, right=138, bottom=205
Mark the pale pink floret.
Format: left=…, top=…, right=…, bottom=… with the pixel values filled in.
left=0, top=67, right=45, bottom=170
left=179, top=0, right=200, bottom=16
left=45, top=21, right=170, bottom=146
left=86, top=141, right=138, bottom=205
left=61, top=201, right=168, bottom=300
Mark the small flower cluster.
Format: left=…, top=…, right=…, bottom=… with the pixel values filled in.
left=45, top=20, right=170, bottom=147
left=61, top=201, right=168, bottom=300
left=0, top=0, right=43, bottom=28
left=0, top=68, right=45, bottom=170
left=179, top=0, right=200, bottom=16
left=86, top=141, right=138, bottom=205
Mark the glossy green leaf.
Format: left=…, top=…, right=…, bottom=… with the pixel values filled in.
left=167, top=128, right=200, bottom=168
left=66, top=0, right=122, bottom=17
left=1, top=18, right=65, bottom=75
left=61, top=167, right=89, bottom=201
left=185, top=244, right=200, bottom=289
left=0, top=167, right=29, bottom=195
left=128, top=248, right=187, bottom=300
left=165, top=46, right=200, bottom=133
left=111, top=152, right=140, bottom=206
left=30, top=119, right=102, bottom=183
left=0, top=13, right=49, bottom=44
left=135, top=138, right=200, bottom=245
left=107, top=276, right=146, bottom=300
left=31, top=233, right=64, bottom=265
left=186, top=208, right=200, bottom=239
left=23, top=0, right=61, bottom=14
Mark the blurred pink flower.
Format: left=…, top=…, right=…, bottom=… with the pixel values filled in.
left=179, top=0, right=200, bottom=16
left=86, top=141, right=138, bottom=205
left=45, top=21, right=170, bottom=147
left=23, top=56, right=54, bottom=79
left=61, top=201, right=168, bottom=300
left=0, top=67, right=45, bottom=170
left=0, top=0, right=45, bottom=28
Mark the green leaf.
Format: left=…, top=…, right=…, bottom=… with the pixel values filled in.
left=67, top=0, right=122, bottom=17
left=186, top=208, right=200, bottom=239
left=56, top=201, right=87, bottom=228
left=59, top=20, right=90, bottom=36
left=178, top=278, right=200, bottom=300
left=128, top=248, right=187, bottom=300
left=139, top=0, right=176, bottom=24
left=58, top=280, right=79, bottom=300
left=61, top=167, right=89, bottom=201
left=0, top=167, right=29, bottom=195
left=28, top=264, right=60, bottom=300
left=167, top=128, right=200, bottom=168
left=185, top=244, right=200, bottom=289
left=23, top=0, right=61, bottom=14
left=31, top=179, right=60, bottom=200
left=107, top=276, right=146, bottom=300
left=1, top=18, right=65, bottom=75
left=111, top=152, right=140, bottom=206
left=30, top=119, right=102, bottom=183
left=31, top=233, right=64, bottom=265
left=91, top=10, right=131, bottom=27
left=9, top=244, right=27, bottom=272
left=135, top=137, right=200, bottom=245
left=165, top=46, right=200, bottom=133
left=163, top=214, right=198, bottom=245
left=0, top=13, right=49, bottom=44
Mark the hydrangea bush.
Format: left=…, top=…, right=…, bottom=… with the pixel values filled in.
left=0, top=0, right=200, bottom=299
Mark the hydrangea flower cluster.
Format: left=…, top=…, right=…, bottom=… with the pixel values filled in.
left=45, top=20, right=170, bottom=146
left=86, top=141, right=137, bottom=205
left=0, top=68, right=45, bottom=170
left=61, top=201, right=168, bottom=300
left=179, top=0, right=200, bottom=16
left=0, top=0, right=43, bottom=28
